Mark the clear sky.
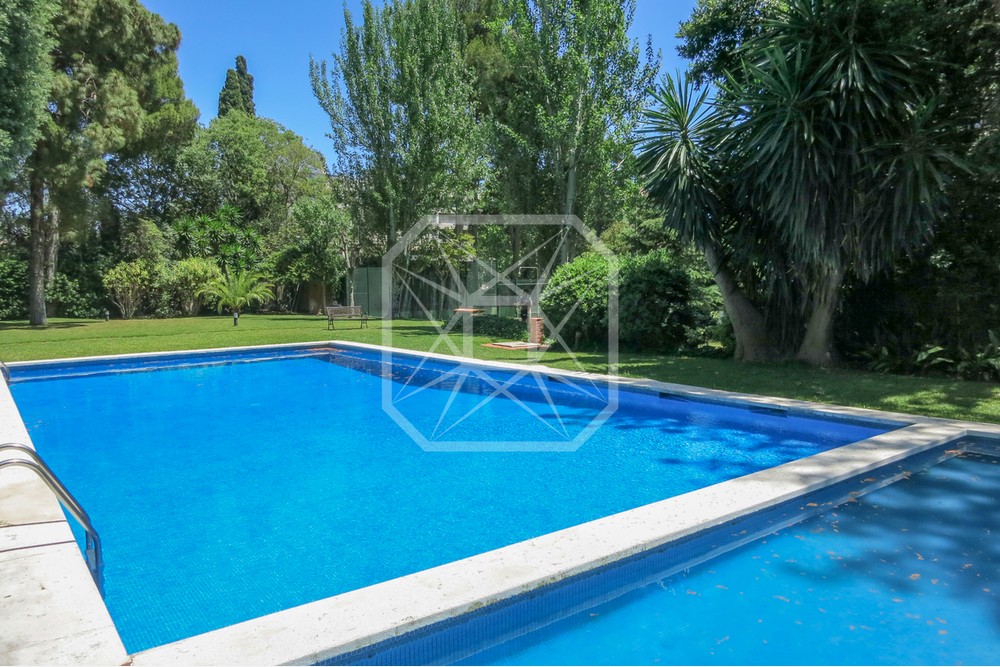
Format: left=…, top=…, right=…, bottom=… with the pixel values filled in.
left=141, top=0, right=698, bottom=163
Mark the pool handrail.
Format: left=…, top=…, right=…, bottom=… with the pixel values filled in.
left=0, top=358, right=9, bottom=384
left=0, top=442, right=104, bottom=594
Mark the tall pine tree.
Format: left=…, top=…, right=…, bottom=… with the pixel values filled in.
left=24, top=0, right=192, bottom=326
left=218, top=55, right=256, bottom=117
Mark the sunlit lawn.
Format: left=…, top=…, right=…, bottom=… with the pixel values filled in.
left=2, top=314, right=999, bottom=424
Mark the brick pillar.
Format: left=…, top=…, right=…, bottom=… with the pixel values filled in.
left=529, top=317, right=544, bottom=345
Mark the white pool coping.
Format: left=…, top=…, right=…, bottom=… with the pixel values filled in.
left=2, top=340, right=998, bottom=666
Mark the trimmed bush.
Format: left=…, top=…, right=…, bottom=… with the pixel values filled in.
left=540, top=250, right=701, bottom=353
left=538, top=253, right=613, bottom=347
left=471, top=314, right=527, bottom=340
left=618, top=250, right=696, bottom=352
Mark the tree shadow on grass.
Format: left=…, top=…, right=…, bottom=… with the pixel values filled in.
left=611, top=353, right=1000, bottom=423
left=0, top=320, right=93, bottom=331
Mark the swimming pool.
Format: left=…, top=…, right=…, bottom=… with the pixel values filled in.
left=6, top=343, right=891, bottom=653
left=0, top=343, right=984, bottom=664
left=457, top=449, right=1000, bottom=665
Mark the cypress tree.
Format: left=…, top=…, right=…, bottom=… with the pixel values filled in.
left=218, top=54, right=255, bottom=116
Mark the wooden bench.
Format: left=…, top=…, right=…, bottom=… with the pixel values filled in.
left=326, top=305, right=368, bottom=330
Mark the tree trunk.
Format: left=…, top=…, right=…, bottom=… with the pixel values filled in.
left=44, top=207, right=60, bottom=318
left=510, top=225, right=521, bottom=264
left=560, top=160, right=577, bottom=264
left=703, top=243, right=775, bottom=362
left=28, top=169, right=48, bottom=327
left=797, top=265, right=844, bottom=366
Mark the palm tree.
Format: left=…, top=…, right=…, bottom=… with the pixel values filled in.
left=636, top=73, right=777, bottom=362
left=638, top=0, right=954, bottom=365
left=198, top=270, right=273, bottom=325
left=728, top=0, right=953, bottom=364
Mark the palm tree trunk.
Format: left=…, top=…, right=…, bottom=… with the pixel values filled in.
left=797, top=265, right=844, bottom=366
left=703, top=243, right=775, bottom=362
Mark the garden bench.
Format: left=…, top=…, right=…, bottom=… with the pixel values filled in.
left=326, top=305, right=369, bottom=330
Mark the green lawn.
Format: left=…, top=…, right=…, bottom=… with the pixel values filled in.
left=3, top=315, right=999, bottom=424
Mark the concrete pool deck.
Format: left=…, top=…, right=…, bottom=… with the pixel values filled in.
left=2, top=340, right=999, bottom=665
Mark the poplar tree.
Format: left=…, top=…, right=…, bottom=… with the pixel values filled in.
left=310, top=0, right=485, bottom=250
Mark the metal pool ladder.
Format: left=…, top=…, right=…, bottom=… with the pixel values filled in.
left=0, top=442, right=104, bottom=594
left=0, top=358, right=9, bottom=384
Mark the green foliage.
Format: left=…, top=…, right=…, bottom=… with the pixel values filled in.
left=121, top=219, right=173, bottom=263
left=162, top=258, right=222, bottom=316
left=540, top=250, right=701, bottom=353
left=23, top=0, right=191, bottom=325
left=488, top=0, right=658, bottom=235
left=272, top=195, right=349, bottom=286
left=218, top=55, right=256, bottom=117
left=677, top=0, right=784, bottom=85
left=48, top=272, right=101, bottom=318
left=641, top=0, right=957, bottom=362
left=539, top=252, right=612, bottom=348
left=731, top=0, right=950, bottom=280
left=860, top=331, right=1000, bottom=383
left=0, top=257, right=28, bottom=319
left=618, top=250, right=697, bottom=353
left=178, top=112, right=326, bottom=233
left=310, top=0, right=486, bottom=249
left=0, top=0, right=55, bottom=178
left=470, top=314, right=527, bottom=340
left=635, top=74, right=728, bottom=249
left=103, top=260, right=155, bottom=319
left=171, top=207, right=263, bottom=272
left=198, top=270, right=273, bottom=315
left=837, top=0, right=1000, bottom=356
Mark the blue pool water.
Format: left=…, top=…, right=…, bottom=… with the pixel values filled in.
left=460, top=452, right=1000, bottom=665
left=9, top=346, right=887, bottom=652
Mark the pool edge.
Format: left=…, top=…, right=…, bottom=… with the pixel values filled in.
left=0, top=375, right=128, bottom=665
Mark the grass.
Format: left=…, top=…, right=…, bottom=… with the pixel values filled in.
left=3, top=315, right=1000, bottom=424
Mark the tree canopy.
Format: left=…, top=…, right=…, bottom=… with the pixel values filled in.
left=0, top=0, right=54, bottom=180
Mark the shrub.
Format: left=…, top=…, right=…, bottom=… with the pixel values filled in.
left=163, top=258, right=222, bottom=316
left=48, top=273, right=102, bottom=318
left=618, top=250, right=695, bottom=353
left=859, top=330, right=1000, bottom=382
left=0, top=257, right=28, bottom=320
left=470, top=314, right=527, bottom=340
left=103, top=261, right=156, bottom=319
left=539, top=253, right=613, bottom=348
left=539, top=250, right=702, bottom=353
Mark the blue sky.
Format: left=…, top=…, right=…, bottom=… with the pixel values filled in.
left=142, top=0, right=698, bottom=163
